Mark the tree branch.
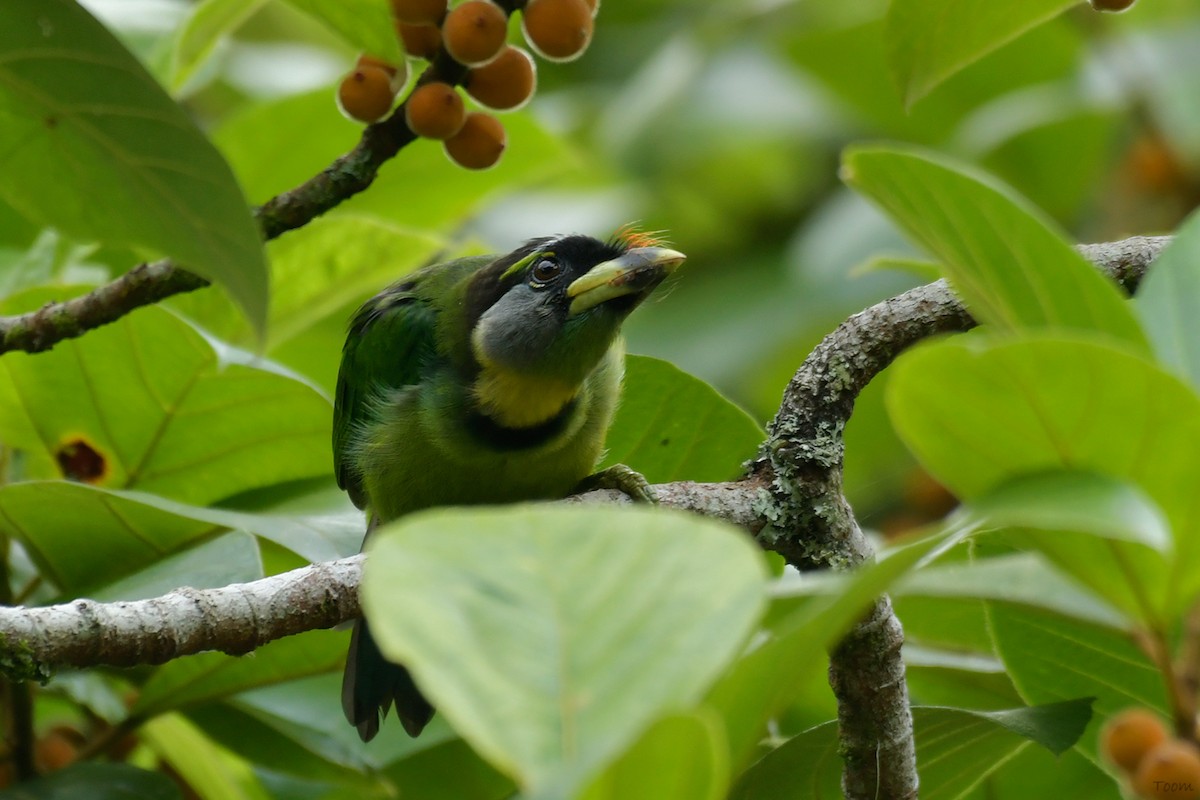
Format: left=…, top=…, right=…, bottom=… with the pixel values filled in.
left=745, top=234, right=1171, bottom=799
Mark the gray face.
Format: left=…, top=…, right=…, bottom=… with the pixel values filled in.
left=472, top=282, right=624, bottom=385
left=473, top=284, right=562, bottom=370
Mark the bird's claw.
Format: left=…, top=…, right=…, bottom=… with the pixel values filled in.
left=575, top=464, right=658, bottom=504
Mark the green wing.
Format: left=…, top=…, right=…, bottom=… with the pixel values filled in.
left=333, top=281, right=438, bottom=509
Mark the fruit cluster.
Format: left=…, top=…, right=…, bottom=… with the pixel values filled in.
left=336, top=0, right=599, bottom=170
left=1101, top=708, right=1200, bottom=799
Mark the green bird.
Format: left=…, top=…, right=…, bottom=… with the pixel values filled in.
left=335, top=231, right=685, bottom=741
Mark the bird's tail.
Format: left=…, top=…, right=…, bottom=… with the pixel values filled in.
left=341, top=617, right=435, bottom=741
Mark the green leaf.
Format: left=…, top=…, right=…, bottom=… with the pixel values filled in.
left=169, top=0, right=270, bottom=93
left=884, top=0, right=1077, bottom=107
left=172, top=215, right=443, bottom=350
left=362, top=505, right=767, bottom=797
left=963, top=472, right=1171, bottom=623
left=711, top=525, right=964, bottom=768
left=280, top=0, right=403, bottom=63
left=727, top=721, right=841, bottom=800
left=1136, top=209, right=1200, bottom=389
left=140, top=713, right=271, bottom=800
left=384, top=736, right=516, bottom=799
left=0, top=764, right=179, bottom=800
left=986, top=602, right=1169, bottom=763
left=92, top=531, right=262, bottom=602
left=132, top=630, right=346, bottom=718
left=0, top=0, right=268, bottom=333
left=599, top=356, right=763, bottom=483
left=843, top=146, right=1146, bottom=350
left=970, top=698, right=1095, bottom=755
left=579, top=711, right=729, bottom=800
left=731, top=700, right=1092, bottom=800
left=966, top=471, right=1171, bottom=553
left=895, top=553, right=1128, bottom=630
left=0, top=297, right=330, bottom=506
left=886, top=335, right=1200, bottom=613
left=187, top=702, right=377, bottom=788
left=0, top=482, right=359, bottom=595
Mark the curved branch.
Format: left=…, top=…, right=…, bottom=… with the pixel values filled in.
left=748, top=234, right=1170, bottom=799
left=1, top=481, right=761, bottom=671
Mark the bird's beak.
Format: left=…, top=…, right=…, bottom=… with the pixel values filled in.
left=566, top=246, right=687, bottom=316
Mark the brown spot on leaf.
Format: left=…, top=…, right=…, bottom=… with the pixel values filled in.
left=44, top=116, right=57, bottom=128
left=55, top=437, right=108, bottom=484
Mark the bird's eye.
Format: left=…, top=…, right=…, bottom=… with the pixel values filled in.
left=530, top=258, right=561, bottom=284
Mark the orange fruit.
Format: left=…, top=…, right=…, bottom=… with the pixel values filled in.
left=444, top=112, right=506, bottom=170
left=337, top=66, right=397, bottom=123
left=405, top=82, right=466, bottom=139
left=466, top=45, right=536, bottom=110
left=521, top=0, right=593, bottom=62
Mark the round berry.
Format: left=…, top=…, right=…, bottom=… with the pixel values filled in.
left=444, top=112, right=506, bottom=170
left=1134, top=740, right=1200, bottom=799
left=337, top=66, right=397, bottom=124
left=355, top=53, right=408, bottom=93
left=391, top=0, right=447, bottom=25
left=398, top=21, right=442, bottom=60
left=1089, top=0, right=1136, bottom=10
left=1101, top=708, right=1169, bottom=773
left=466, top=46, right=536, bottom=110
left=443, top=1, right=509, bottom=66
left=405, top=82, right=466, bottom=139
left=521, top=0, right=593, bottom=62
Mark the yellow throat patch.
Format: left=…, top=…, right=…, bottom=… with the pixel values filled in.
left=471, top=365, right=579, bottom=429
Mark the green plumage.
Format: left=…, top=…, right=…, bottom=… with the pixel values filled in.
left=336, top=234, right=684, bottom=741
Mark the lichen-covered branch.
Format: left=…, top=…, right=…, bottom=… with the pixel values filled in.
left=747, top=234, right=1171, bottom=799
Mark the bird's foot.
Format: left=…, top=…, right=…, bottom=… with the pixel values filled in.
left=574, top=464, right=658, bottom=504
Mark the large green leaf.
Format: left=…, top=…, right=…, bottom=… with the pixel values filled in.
left=731, top=699, right=1093, bottom=800
left=960, top=472, right=1170, bottom=623
left=187, top=702, right=378, bottom=788
left=1136, top=209, right=1200, bottom=389
left=0, top=297, right=330, bottom=506
left=0, top=764, right=180, bottom=800
left=895, top=553, right=1128, bottom=630
left=886, top=335, right=1200, bottom=614
left=843, top=147, right=1146, bottom=350
left=0, top=482, right=358, bottom=596
left=0, top=0, right=267, bottom=332
left=92, top=531, right=262, bottom=603
left=172, top=215, right=443, bottom=350
left=600, top=355, right=763, bottom=483
left=986, top=602, right=1169, bottom=764
left=281, top=0, right=403, bottom=63
left=140, top=713, right=270, bottom=800
left=362, top=505, right=767, bottom=798
left=884, top=0, right=1077, bottom=107
left=579, top=711, right=728, bottom=800
left=132, top=630, right=346, bottom=718
left=384, top=736, right=516, bottom=799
